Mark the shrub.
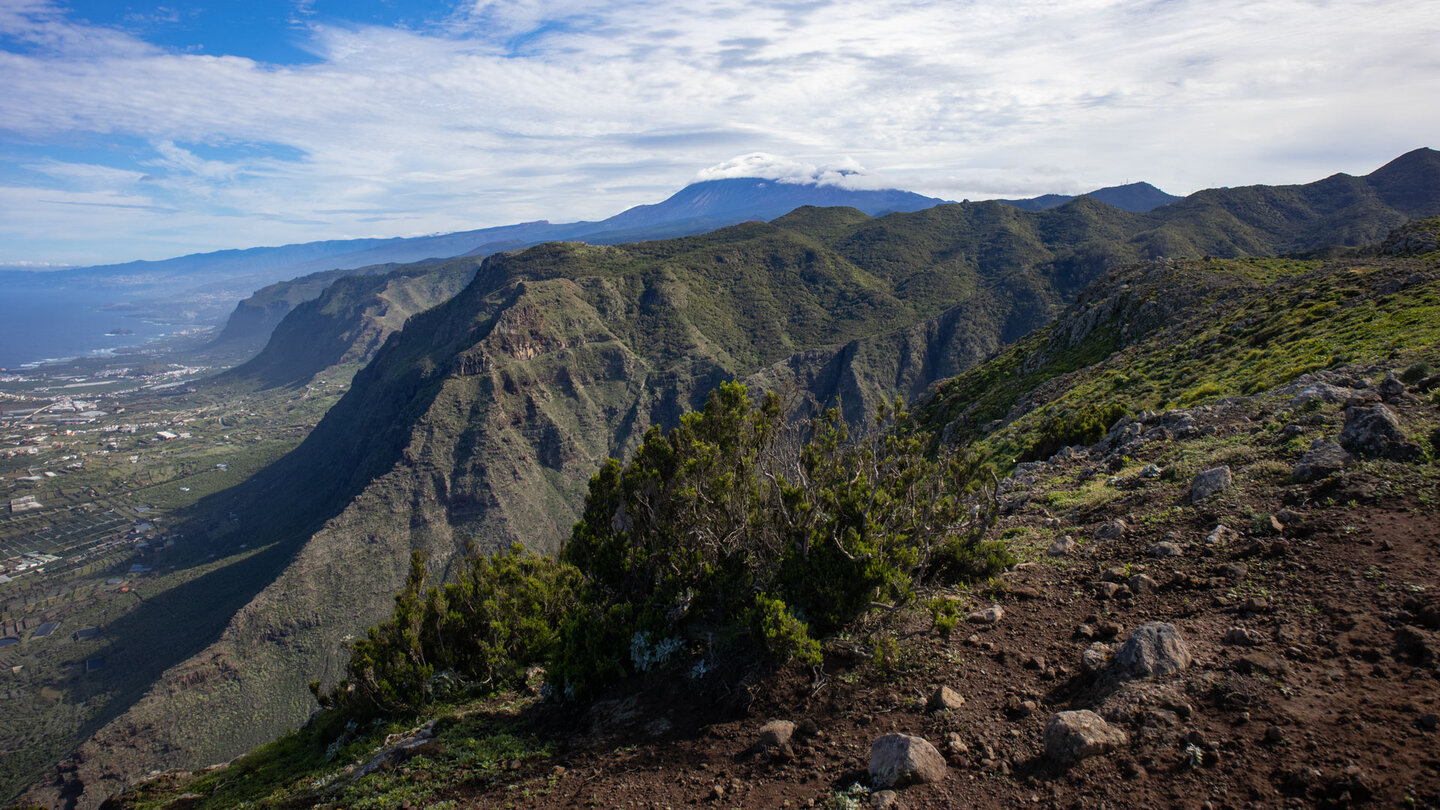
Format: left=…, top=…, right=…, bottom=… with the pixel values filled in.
left=324, top=382, right=1005, bottom=714
left=551, top=383, right=1000, bottom=698
left=316, top=546, right=578, bottom=719
left=1021, top=402, right=1129, bottom=462
left=1400, top=362, right=1435, bottom=384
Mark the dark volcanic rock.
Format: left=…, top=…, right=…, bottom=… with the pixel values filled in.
left=1340, top=404, right=1422, bottom=460
left=1113, top=622, right=1193, bottom=680
left=1292, top=440, right=1352, bottom=483
left=1189, top=466, right=1232, bottom=504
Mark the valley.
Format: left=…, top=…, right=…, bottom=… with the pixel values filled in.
left=2, top=149, right=1438, bottom=809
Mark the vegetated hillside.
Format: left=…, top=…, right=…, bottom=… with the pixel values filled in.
left=102, top=225, right=1440, bottom=810
left=200, top=177, right=951, bottom=356
left=207, top=262, right=410, bottom=352
left=21, top=152, right=1440, bottom=809
left=214, top=258, right=480, bottom=389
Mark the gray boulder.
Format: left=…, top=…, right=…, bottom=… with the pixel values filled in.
left=1113, top=622, right=1192, bottom=680
left=1188, top=466, right=1232, bottom=504
left=1378, top=375, right=1408, bottom=402
left=1292, top=440, right=1352, bottom=482
left=1044, top=710, right=1128, bottom=764
left=1340, top=404, right=1421, bottom=460
left=868, top=733, right=947, bottom=788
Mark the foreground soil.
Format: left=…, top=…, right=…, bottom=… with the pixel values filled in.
left=454, top=382, right=1440, bottom=810
left=96, top=368, right=1440, bottom=810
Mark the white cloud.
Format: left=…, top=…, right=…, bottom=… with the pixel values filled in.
left=691, top=153, right=888, bottom=189
left=0, top=0, right=1437, bottom=264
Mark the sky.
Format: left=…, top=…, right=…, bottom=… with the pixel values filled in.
left=0, top=0, right=1437, bottom=268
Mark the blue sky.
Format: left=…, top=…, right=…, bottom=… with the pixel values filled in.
left=1, top=0, right=1437, bottom=267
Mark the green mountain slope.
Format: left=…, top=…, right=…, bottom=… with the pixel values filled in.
left=20, top=151, right=1440, bottom=809
left=217, top=259, right=480, bottom=389
left=89, top=220, right=1440, bottom=810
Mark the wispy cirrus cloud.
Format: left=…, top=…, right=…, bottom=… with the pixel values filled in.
left=0, top=0, right=1436, bottom=264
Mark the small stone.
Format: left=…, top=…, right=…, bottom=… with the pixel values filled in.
left=926, top=685, right=965, bottom=712
left=1219, top=562, right=1248, bottom=581
left=1127, top=573, right=1158, bottom=594
left=1419, top=713, right=1438, bottom=731
left=1233, top=652, right=1289, bottom=678
left=868, top=734, right=947, bottom=788
left=1225, top=627, right=1262, bottom=646
left=1243, top=597, right=1270, bottom=613
left=1340, top=404, right=1422, bottom=460
left=1023, top=654, right=1046, bottom=670
left=1264, top=726, right=1286, bottom=744
left=709, top=784, right=726, bottom=801
left=964, top=634, right=981, bottom=646
left=1081, top=642, right=1113, bottom=675
left=753, top=720, right=795, bottom=752
left=1189, top=466, right=1233, bottom=504
left=1044, top=710, right=1128, bottom=764
left=967, top=604, right=1004, bottom=624
left=1048, top=535, right=1076, bottom=556
left=1095, top=519, right=1127, bottom=541
left=1150, top=541, right=1183, bottom=558
left=1292, top=440, right=1352, bottom=483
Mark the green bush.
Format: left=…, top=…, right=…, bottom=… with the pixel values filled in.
left=324, top=382, right=1007, bottom=714
left=552, top=383, right=1001, bottom=698
left=316, top=546, right=578, bottom=719
left=1400, top=362, right=1435, bottom=384
left=1021, top=402, right=1129, bottom=462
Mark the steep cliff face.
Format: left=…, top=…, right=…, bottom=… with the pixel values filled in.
left=26, top=151, right=1440, bottom=809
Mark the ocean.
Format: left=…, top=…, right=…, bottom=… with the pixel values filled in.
left=0, top=284, right=185, bottom=369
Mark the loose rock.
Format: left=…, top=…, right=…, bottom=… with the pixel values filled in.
left=967, top=604, right=1004, bottom=624
left=1044, top=710, right=1129, bottom=765
left=868, top=734, right=947, bottom=788
left=1292, top=440, right=1353, bottom=483
left=1113, top=622, right=1193, bottom=680
left=1340, top=404, right=1422, bottom=460
left=926, top=686, right=965, bottom=713
left=1189, top=466, right=1233, bottom=504
left=752, top=720, right=795, bottom=753
left=1048, top=535, right=1077, bottom=557
left=1150, top=541, right=1183, bottom=558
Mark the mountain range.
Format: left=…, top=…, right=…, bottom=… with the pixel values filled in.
left=15, top=147, right=1440, bottom=809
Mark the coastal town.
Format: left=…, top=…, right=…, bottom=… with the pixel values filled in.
left=0, top=347, right=342, bottom=777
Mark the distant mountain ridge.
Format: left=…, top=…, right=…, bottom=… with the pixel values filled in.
left=204, top=177, right=949, bottom=351
left=994, top=181, right=1181, bottom=213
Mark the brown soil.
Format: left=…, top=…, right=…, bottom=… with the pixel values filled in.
left=455, top=391, right=1440, bottom=810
